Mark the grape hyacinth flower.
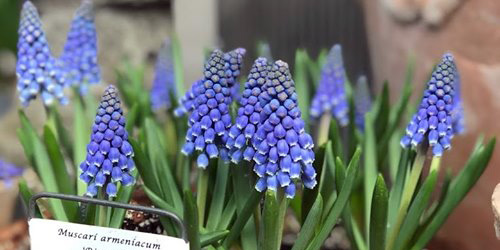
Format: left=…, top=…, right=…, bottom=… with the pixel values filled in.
left=60, top=0, right=100, bottom=94
left=451, top=70, right=465, bottom=135
left=150, top=39, right=176, bottom=111
left=80, top=85, right=135, bottom=197
left=400, top=53, right=457, bottom=157
left=354, top=75, right=372, bottom=131
left=252, top=60, right=317, bottom=198
left=224, top=48, right=246, bottom=100
left=227, top=57, right=270, bottom=163
left=181, top=50, right=233, bottom=168
left=174, top=48, right=245, bottom=117
left=0, top=160, right=24, bottom=187
left=16, top=1, right=68, bottom=106
left=310, top=44, right=349, bottom=126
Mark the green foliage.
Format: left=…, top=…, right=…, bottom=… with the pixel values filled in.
left=17, top=43, right=494, bottom=250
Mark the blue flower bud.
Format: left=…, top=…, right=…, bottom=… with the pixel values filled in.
left=80, top=86, right=134, bottom=197
left=400, top=53, right=459, bottom=157
left=61, top=0, right=101, bottom=94
left=354, top=75, right=372, bottom=131
left=310, top=44, right=349, bottom=126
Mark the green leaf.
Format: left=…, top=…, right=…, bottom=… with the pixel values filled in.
left=217, top=196, right=236, bottom=230
left=374, top=82, right=390, bottom=140
left=200, top=230, right=229, bottom=247
left=184, top=191, right=201, bottom=250
left=47, top=106, right=74, bottom=163
left=411, top=138, right=496, bottom=250
left=129, top=139, right=162, bottom=196
left=231, top=162, right=258, bottom=249
left=19, top=110, right=68, bottom=221
left=393, top=168, right=438, bottom=250
left=109, top=171, right=139, bottom=229
left=328, top=118, right=344, bottom=160
left=363, top=112, right=377, bottom=240
left=144, top=119, right=182, bottom=210
left=307, top=147, right=361, bottom=250
left=387, top=149, right=412, bottom=229
left=171, top=34, right=185, bottom=98
left=43, top=125, right=78, bottom=221
left=206, top=160, right=229, bottom=230
left=260, top=191, right=288, bottom=250
left=125, top=103, right=140, bottom=134
left=19, top=178, right=42, bottom=219
left=143, top=186, right=182, bottom=218
left=73, top=94, right=90, bottom=196
left=292, top=194, right=323, bottom=250
left=369, top=175, right=388, bottom=250
left=222, top=189, right=263, bottom=248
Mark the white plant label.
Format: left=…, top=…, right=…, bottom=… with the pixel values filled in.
left=29, top=218, right=189, bottom=250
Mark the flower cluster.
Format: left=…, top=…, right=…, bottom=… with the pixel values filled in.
left=60, top=0, right=100, bottom=94
left=227, top=57, right=270, bottom=163
left=181, top=50, right=233, bottom=168
left=16, top=1, right=68, bottom=106
left=252, top=60, right=317, bottom=198
left=400, top=53, right=457, bottom=156
left=80, top=85, right=135, bottom=197
left=174, top=48, right=245, bottom=117
left=310, top=44, right=349, bottom=126
left=150, top=39, right=176, bottom=111
left=224, top=48, right=246, bottom=100
left=451, top=70, right=465, bottom=135
left=354, top=75, right=371, bottom=131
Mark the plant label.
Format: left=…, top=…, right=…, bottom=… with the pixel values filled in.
left=29, top=218, right=189, bottom=250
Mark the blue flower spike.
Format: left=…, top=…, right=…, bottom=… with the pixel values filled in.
left=174, top=48, right=245, bottom=117
left=224, top=48, right=246, bottom=100
left=252, top=60, right=317, bottom=198
left=150, top=38, right=176, bottom=111
left=451, top=69, right=465, bottom=135
left=400, top=53, right=457, bottom=157
left=61, top=0, right=100, bottom=94
left=310, top=44, right=349, bottom=126
left=16, top=1, right=68, bottom=106
left=80, top=85, right=135, bottom=197
left=227, top=57, right=270, bottom=163
left=182, top=50, right=233, bottom=168
left=354, top=75, right=372, bottom=131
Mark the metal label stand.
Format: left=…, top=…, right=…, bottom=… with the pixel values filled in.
left=28, top=192, right=189, bottom=250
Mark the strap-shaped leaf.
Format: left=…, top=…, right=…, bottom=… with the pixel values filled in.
left=291, top=194, right=323, bottom=250
left=307, top=147, right=361, bottom=250
left=184, top=190, right=201, bottom=250
left=369, top=175, right=388, bottom=250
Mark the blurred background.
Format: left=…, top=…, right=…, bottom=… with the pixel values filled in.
left=0, top=0, right=499, bottom=249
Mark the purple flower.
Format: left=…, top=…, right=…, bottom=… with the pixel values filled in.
left=16, top=1, right=68, bottom=106
left=150, top=39, right=176, bottom=111
left=400, top=53, right=457, bottom=157
left=181, top=50, right=233, bottom=168
left=451, top=70, right=465, bottom=135
left=60, top=0, right=100, bottom=94
left=0, top=160, right=24, bottom=187
left=224, top=48, right=246, bottom=100
left=354, top=75, right=371, bottom=131
left=227, top=57, right=270, bottom=163
left=252, top=60, right=317, bottom=198
left=310, top=44, right=349, bottom=126
left=80, top=85, right=135, bottom=197
left=174, top=48, right=245, bottom=117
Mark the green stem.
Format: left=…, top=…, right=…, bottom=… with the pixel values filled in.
left=317, top=113, right=331, bottom=147
left=197, top=169, right=209, bottom=228
left=386, top=152, right=426, bottom=250
left=97, top=189, right=108, bottom=227
left=260, top=190, right=288, bottom=250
